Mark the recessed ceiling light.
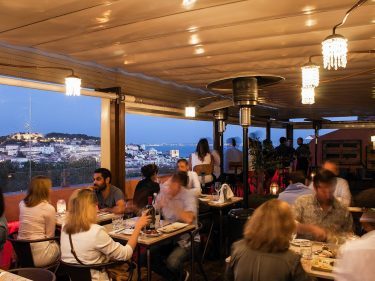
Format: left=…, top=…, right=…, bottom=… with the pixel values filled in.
left=189, top=34, right=200, bottom=45
left=195, top=46, right=205, bottom=55
left=182, top=0, right=197, bottom=9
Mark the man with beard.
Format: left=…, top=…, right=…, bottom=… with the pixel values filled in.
left=92, top=168, right=126, bottom=214
left=294, top=169, right=353, bottom=243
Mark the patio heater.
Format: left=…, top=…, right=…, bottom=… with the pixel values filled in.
left=213, top=109, right=227, bottom=175
left=208, top=75, right=284, bottom=208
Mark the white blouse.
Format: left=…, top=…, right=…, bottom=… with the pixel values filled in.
left=191, top=152, right=213, bottom=183
left=61, top=224, right=133, bottom=281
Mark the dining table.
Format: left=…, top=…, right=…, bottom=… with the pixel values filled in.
left=199, top=195, right=243, bottom=258
left=104, top=218, right=196, bottom=281
left=56, top=211, right=117, bottom=227
left=0, top=269, right=32, bottom=281
left=290, top=241, right=338, bottom=280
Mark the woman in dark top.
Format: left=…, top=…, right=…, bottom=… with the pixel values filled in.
left=225, top=199, right=311, bottom=281
left=133, top=164, right=160, bottom=209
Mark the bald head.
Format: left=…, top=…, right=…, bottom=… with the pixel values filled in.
left=322, top=161, right=339, bottom=176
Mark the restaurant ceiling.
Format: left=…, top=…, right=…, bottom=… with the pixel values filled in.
left=0, top=0, right=373, bottom=122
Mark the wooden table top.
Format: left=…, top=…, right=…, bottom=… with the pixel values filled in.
left=104, top=222, right=196, bottom=246
left=199, top=195, right=243, bottom=208
left=0, top=269, right=32, bottom=281
left=56, top=211, right=117, bottom=227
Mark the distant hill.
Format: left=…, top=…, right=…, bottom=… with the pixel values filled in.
left=45, top=132, right=100, bottom=140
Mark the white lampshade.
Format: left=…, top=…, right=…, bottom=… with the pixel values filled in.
left=322, top=34, right=347, bottom=70
left=301, top=87, right=315, bottom=105
left=302, top=63, right=320, bottom=88
left=56, top=199, right=66, bottom=214
left=65, top=75, right=81, bottom=96
left=371, top=136, right=375, bottom=142
left=185, top=106, right=196, bottom=117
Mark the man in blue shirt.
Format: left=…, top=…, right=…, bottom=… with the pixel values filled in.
left=278, top=171, right=312, bottom=205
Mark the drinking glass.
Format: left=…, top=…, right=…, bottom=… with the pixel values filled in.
left=300, top=241, right=312, bottom=260
left=56, top=199, right=66, bottom=215
left=112, top=215, right=123, bottom=231
left=214, top=183, right=221, bottom=200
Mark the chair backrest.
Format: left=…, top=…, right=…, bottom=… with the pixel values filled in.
left=7, top=232, right=35, bottom=268
left=193, top=164, right=213, bottom=176
left=9, top=268, right=56, bottom=281
left=58, top=261, right=92, bottom=281
left=229, top=161, right=242, bottom=174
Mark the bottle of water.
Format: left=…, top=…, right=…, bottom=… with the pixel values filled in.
left=153, top=193, right=161, bottom=229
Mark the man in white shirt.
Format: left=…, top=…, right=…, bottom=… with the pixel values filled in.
left=177, top=159, right=201, bottom=197
left=322, top=160, right=352, bottom=207
left=153, top=172, right=198, bottom=281
left=334, top=210, right=375, bottom=281
left=224, top=138, right=242, bottom=174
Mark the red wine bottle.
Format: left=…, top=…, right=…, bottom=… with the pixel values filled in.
left=145, top=196, right=155, bottom=230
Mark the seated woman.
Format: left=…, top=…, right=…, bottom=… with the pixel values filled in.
left=189, top=138, right=214, bottom=187
left=61, top=189, right=150, bottom=281
left=133, top=164, right=160, bottom=209
left=18, top=176, right=60, bottom=267
left=225, top=199, right=311, bottom=281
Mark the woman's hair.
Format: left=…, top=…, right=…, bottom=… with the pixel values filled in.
left=243, top=199, right=296, bottom=253
left=63, top=189, right=98, bottom=235
left=141, top=164, right=159, bottom=178
left=195, top=138, right=210, bottom=161
left=23, top=176, right=52, bottom=208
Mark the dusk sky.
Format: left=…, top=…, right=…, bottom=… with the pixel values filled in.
left=0, top=84, right=341, bottom=146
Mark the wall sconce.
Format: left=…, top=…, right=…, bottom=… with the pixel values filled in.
left=270, top=182, right=279, bottom=195
left=185, top=106, right=196, bottom=117
left=0, top=62, right=81, bottom=96
left=371, top=136, right=375, bottom=149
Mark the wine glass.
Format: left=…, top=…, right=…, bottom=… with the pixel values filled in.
left=214, top=183, right=221, bottom=200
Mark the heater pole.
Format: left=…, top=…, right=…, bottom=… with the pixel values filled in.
left=243, top=126, right=249, bottom=208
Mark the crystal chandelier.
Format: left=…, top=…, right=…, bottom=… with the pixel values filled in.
left=322, top=34, right=348, bottom=70
left=302, top=62, right=320, bottom=87
left=301, top=87, right=315, bottom=105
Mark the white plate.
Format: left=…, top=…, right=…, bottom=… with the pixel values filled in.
left=198, top=198, right=210, bottom=202
left=141, top=230, right=162, bottom=237
left=159, top=222, right=188, bottom=233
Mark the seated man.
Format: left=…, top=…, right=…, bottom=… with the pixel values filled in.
left=92, top=168, right=126, bottom=214
left=322, top=160, right=352, bottom=207
left=294, top=169, right=353, bottom=242
left=278, top=171, right=313, bottom=205
left=177, top=158, right=201, bottom=197
left=153, top=172, right=198, bottom=281
left=334, top=211, right=375, bottom=281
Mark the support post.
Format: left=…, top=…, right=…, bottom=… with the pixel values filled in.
left=243, top=126, right=249, bottom=208
left=266, top=121, right=271, bottom=141
left=98, top=87, right=125, bottom=193
left=213, top=120, right=224, bottom=176
left=286, top=123, right=294, bottom=144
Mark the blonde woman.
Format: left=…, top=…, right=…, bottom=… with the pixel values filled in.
left=60, top=189, right=150, bottom=281
left=225, top=199, right=311, bottom=281
left=18, top=176, right=60, bottom=267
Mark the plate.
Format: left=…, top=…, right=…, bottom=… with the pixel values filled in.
left=158, top=222, right=188, bottom=233
left=141, top=230, right=162, bottom=237
left=122, top=229, right=134, bottom=235
left=290, top=239, right=310, bottom=246
left=198, top=198, right=210, bottom=202
left=311, top=257, right=335, bottom=272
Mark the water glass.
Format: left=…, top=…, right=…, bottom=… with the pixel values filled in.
left=112, top=215, right=123, bottom=231
left=56, top=199, right=66, bottom=215
left=300, top=241, right=312, bottom=260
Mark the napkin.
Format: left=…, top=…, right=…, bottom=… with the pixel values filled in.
left=218, top=183, right=234, bottom=203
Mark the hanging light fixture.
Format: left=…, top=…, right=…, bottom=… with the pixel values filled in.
left=301, top=87, right=315, bottom=105
left=371, top=136, right=375, bottom=149
left=65, top=73, right=81, bottom=96
left=301, top=61, right=320, bottom=87
left=322, top=34, right=347, bottom=70
left=321, top=0, right=367, bottom=70
left=185, top=106, right=196, bottom=117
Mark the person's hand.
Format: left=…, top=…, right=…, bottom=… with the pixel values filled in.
left=135, top=212, right=151, bottom=230
left=309, top=225, right=327, bottom=241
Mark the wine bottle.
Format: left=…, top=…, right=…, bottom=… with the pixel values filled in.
left=145, top=196, right=155, bottom=230
left=153, top=193, right=161, bottom=229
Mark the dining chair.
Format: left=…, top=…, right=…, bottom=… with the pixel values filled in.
left=58, top=260, right=136, bottom=281
left=7, top=231, right=60, bottom=272
left=194, top=164, right=214, bottom=193
left=191, top=222, right=209, bottom=281
left=9, top=267, right=56, bottom=281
